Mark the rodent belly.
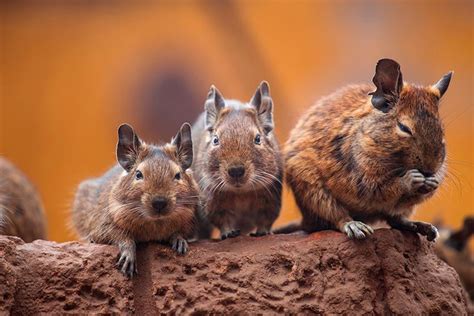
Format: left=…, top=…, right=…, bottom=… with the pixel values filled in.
left=209, top=196, right=265, bottom=233
left=130, top=222, right=173, bottom=243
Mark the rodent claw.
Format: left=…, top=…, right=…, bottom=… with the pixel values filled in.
left=353, top=229, right=366, bottom=239
left=418, top=177, right=439, bottom=194
left=402, top=169, right=428, bottom=192
left=343, top=221, right=373, bottom=239
left=116, top=250, right=137, bottom=277
left=171, top=237, right=188, bottom=255
left=424, top=177, right=439, bottom=189
left=250, top=230, right=270, bottom=237
left=345, top=227, right=354, bottom=239
left=124, top=259, right=136, bottom=278
left=178, top=240, right=188, bottom=255
left=116, top=254, right=125, bottom=268
left=221, top=230, right=241, bottom=240
left=356, top=221, right=374, bottom=235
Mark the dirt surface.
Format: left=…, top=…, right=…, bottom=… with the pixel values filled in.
left=0, top=229, right=471, bottom=315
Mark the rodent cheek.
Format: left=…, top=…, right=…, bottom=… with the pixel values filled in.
left=253, top=147, right=275, bottom=173
left=168, top=198, right=177, bottom=211
left=140, top=193, right=152, bottom=209
left=218, top=162, right=229, bottom=180
left=118, top=180, right=141, bottom=203
left=245, top=162, right=255, bottom=178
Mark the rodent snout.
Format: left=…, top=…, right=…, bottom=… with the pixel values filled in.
left=227, top=165, right=246, bottom=179
left=151, top=196, right=168, bottom=213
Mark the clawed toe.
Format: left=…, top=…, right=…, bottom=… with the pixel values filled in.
left=221, top=230, right=241, bottom=240
left=250, top=231, right=270, bottom=237
left=171, top=237, right=188, bottom=255
left=343, top=221, right=374, bottom=240
left=418, top=177, right=439, bottom=194
left=403, top=169, right=426, bottom=192
left=116, top=252, right=137, bottom=278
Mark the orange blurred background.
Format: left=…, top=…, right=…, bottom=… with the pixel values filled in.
left=1, top=1, right=472, bottom=242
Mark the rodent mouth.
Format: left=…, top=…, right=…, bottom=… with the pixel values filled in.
left=147, top=208, right=171, bottom=219
left=226, top=178, right=248, bottom=188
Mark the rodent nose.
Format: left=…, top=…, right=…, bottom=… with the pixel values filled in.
left=151, top=197, right=168, bottom=213
left=228, top=165, right=245, bottom=179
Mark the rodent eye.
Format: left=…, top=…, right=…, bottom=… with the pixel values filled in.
left=254, top=133, right=262, bottom=145
left=212, top=135, right=220, bottom=146
left=174, top=172, right=181, bottom=180
left=135, top=170, right=143, bottom=180
left=397, top=122, right=413, bottom=136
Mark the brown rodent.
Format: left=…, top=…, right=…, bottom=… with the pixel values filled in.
left=444, top=216, right=474, bottom=251
left=192, top=81, right=283, bottom=239
left=72, top=123, right=198, bottom=277
left=284, top=58, right=452, bottom=241
left=0, top=157, right=47, bottom=242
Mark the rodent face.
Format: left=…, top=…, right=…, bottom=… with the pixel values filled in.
left=364, top=86, right=446, bottom=177
left=366, top=59, right=452, bottom=178
left=205, top=106, right=279, bottom=192
left=114, top=150, right=193, bottom=219
left=394, top=87, right=446, bottom=175
left=112, top=123, right=196, bottom=222
left=201, top=82, right=280, bottom=193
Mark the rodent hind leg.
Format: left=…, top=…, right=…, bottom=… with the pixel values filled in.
left=170, top=235, right=188, bottom=255
left=250, top=218, right=274, bottom=237
left=215, top=213, right=240, bottom=240
left=116, top=239, right=137, bottom=278
left=250, top=207, right=279, bottom=237
left=293, top=180, right=374, bottom=239
left=387, top=216, right=438, bottom=242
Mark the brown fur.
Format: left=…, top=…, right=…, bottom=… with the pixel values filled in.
left=0, top=157, right=47, bottom=242
left=72, top=123, right=199, bottom=277
left=284, top=59, right=452, bottom=241
left=192, top=82, right=283, bottom=239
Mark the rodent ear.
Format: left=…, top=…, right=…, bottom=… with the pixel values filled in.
left=172, top=122, right=193, bottom=170
left=204, top=85, right=225, bottom=131
left=117, top=124, right=142, bottom=172
left=250, top=81, right=274, bottom=134
left=369, top=59, right=403, bottom=113
left=432, top=71, right=453, bottom=99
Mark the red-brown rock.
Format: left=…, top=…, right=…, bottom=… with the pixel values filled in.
left=0, top=229, right=470, bottom=315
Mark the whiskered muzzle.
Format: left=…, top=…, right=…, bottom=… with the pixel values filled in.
left=227, top=165, right=246, bottom=179
left=151, top=196, right=169, bottom=214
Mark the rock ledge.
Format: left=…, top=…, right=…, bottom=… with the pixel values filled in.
left=0, top=229, right=470, bottom=314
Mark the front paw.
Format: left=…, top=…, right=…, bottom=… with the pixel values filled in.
left=417, top=177, right=439, bottom=194
left=250, top=230, right=270, bottom=237
left=401, top=169, right=425, bottom=193
left=171, top=236, right=188, bottom=255
left=343, top=221, right=374, bottom=239
left=116, top=248, right=137, bottom=278
left=221, top=229, right=240, bottom=240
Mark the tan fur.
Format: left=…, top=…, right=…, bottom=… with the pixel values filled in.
left=284, top=60, right=450, bottom=240
left=0, top=157, right=47, bottom=242
left=192, top=83, right=283, bottom=238
left=72, top=124, right=198, bottom=276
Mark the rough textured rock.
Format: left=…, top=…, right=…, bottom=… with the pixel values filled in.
left=0, top=229, right=470, bottom=315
